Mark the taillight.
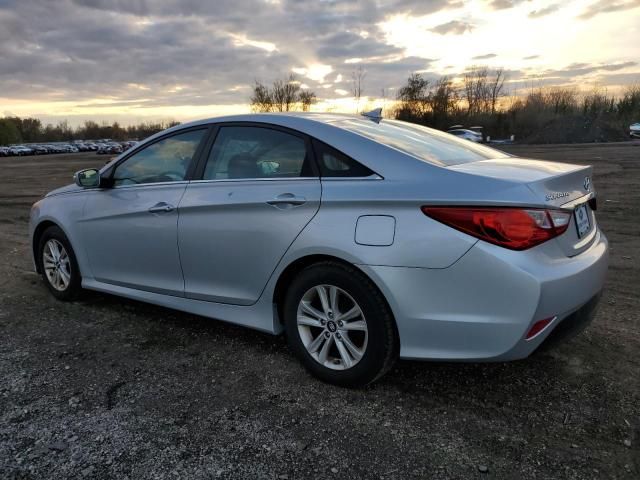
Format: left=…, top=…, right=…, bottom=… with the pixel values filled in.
left=421, top=206, right=571, bottom=250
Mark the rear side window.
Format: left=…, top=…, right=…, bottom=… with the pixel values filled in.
left=312, top=140, right=374, bottom=178
left=335, top=118, right=508, bottom=166
left=203, top=126, right=313, bottom=180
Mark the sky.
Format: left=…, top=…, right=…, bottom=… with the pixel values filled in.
left=0, top=0, right=639, bottom=126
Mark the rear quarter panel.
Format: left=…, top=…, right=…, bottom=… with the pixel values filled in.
left=291, top=168, right=542, bottom=269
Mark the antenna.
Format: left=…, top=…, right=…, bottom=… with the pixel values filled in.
left=360, top=108, right=383, bottom=124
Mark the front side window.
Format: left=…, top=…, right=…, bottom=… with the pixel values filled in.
left=203, top=126, right=312, bottom=180
left=113, top=129, right=205, bottom=186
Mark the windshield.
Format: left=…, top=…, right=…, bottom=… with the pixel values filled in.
left=335, top=118, right=509, bottom=166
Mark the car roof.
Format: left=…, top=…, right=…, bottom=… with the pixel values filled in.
left=136, top=113, right=434, bottom=178
left=165, top=112, right=371, bottom=132
left=127, top=113, right=503, bottom=179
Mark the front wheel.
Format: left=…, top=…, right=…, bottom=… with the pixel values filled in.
left=284, top=261, right=398, bottom=387
left=38, top=226, right=82, bottom=301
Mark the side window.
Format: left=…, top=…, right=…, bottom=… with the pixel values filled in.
left=113, top=129, right=206, bottom=186
left=312, top=140, right=374, bottom=178
left=203, top=126, right=312, bottom=180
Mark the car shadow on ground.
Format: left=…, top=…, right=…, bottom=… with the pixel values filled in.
left=73, top=287, right=596, bottom=402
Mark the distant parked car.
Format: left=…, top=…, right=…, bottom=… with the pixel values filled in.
left=0, top=146, right=10, bottom=156
left=9, top=146, right=33, bottom=156
left=97, top=143, right=123, bottom=154
left=32, top=145, right=49, bottom=155
left=46, top=145, right=64, bottom=153
left=60, top=144, right=78, bottom=153
left=447, top=128, right=483, bottom=143
left=630, top=123, right=640, bottom=139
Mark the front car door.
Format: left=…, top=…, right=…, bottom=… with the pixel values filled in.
left=178, top=124, right=321, bottom=305
left=80, top=127, right=208, bottom=296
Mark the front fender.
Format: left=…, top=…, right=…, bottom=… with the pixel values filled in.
left=29, top=193, right=89, bottom=278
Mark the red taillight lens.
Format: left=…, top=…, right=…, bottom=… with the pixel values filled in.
left=421, top=206, right=571, bottom=250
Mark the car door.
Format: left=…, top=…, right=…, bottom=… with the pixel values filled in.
left=81, top=127, right=208, bottom=296
left=178, top=124, right=321, bottom=305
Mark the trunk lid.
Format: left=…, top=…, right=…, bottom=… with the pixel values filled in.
left=448, top=158, right=597, bottom=257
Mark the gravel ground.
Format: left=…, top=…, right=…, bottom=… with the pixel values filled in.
left=1, top=143, right=639, bottom=479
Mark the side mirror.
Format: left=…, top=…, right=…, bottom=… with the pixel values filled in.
left=74, top=168, right=101, bottom=188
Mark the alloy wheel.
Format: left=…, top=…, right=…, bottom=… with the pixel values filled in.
left=296, top=284, right=368, bottom=370
left=43, top=239, right=71, bottom=291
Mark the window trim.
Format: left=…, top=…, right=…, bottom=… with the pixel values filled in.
left=311, top=138, right=382, bottom=179
left=191, top=122, right=320, bottom=181
left=102, top=125, right=213, bottom=188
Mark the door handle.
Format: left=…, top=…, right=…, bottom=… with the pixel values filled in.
left=148, top=202, right=175, bottom=214
left=266, top=193, right=307, bottom=208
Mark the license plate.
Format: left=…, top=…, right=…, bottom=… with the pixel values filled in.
left=574, top=203, right=591, bottom=238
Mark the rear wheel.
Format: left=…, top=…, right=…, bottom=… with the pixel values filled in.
left=38, top=226, right=82, bottom=301
left=284, top=261, right=398, bottom=387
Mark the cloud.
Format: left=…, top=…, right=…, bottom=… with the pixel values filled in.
left=542, top=61, right=638, bottom=78
left=430, top=20, right=474, bottom=35
left=594, top=72, right=640, bottom=85
left=0, top=0, right=456, bottom=110
left=472, top=53, right=498, bottom=60
left=578, top=0, right=640, bottom=19
left=487, top=0, right=518, bottom=10
left=331, top=57, right=438, bottom=96
left=528, top=4, right=561, bottom=18
left=0, top=0, right=639, bottom=123
left=523, top=55, right=540, bottom=60
left=315, top=31, right=403, bottom=61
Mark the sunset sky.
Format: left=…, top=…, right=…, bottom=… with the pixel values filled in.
left=1, top=0, right=639, bottom=126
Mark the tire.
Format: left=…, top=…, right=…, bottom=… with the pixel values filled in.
left=37, top=225, right=82, bottom=301
left=284, top=261, right=398, bottom=387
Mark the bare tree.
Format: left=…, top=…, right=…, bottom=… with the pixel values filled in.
left=299, top=90, right=317, bottom=111
left=250, top=81, right=273, bottom=112
left=250, top=74, right=316, bottom=113
left=271, top=74, right=300, bottom=112
left=463, top=66, right=489, bottom=115
left=396, top=73, right=430, bottom=119
left=463, top=66, right=507, bottom=115
left=429, top=76, right=458, bottom=118
left=488, top=67, right=506, bottom=114
left=546, top=87, right=578, bottom=114
left=351, top=66, right=366, bottom=113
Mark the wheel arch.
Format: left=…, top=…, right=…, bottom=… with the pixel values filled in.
left=32, top=220, right=62, bottom=273
left=272, top=254, right=398, bottom=338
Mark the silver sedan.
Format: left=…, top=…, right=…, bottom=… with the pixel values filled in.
left=29, top=113, right=608, bottom=386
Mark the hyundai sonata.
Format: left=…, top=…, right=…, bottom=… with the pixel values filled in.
left=29, top=113, right=608, bottom=386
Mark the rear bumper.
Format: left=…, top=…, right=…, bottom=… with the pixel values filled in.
left=359, top=229, right=608, bottom=361
left=535, top=292, right=601, bottom=353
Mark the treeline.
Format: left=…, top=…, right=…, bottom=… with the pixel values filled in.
left=0, top=117, right=180, bottom=146
left=250, top=66, right=640, bottom=143
left=393, top=67, right=640, bottom=142
left=250, top=74, right=317, bottom=112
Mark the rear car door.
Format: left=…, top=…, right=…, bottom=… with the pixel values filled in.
left=178, top=124, right=321, bottom=305
left=81, top=128, right=208, bottom=296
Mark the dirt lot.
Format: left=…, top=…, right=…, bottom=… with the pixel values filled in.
left=1, top=143, right=639, bottom=479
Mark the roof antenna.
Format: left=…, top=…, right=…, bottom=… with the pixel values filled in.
left=361, top=108, right=383, bottom=124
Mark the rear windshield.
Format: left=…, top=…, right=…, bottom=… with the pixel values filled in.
left=335, top=118, right=509, bottom=166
